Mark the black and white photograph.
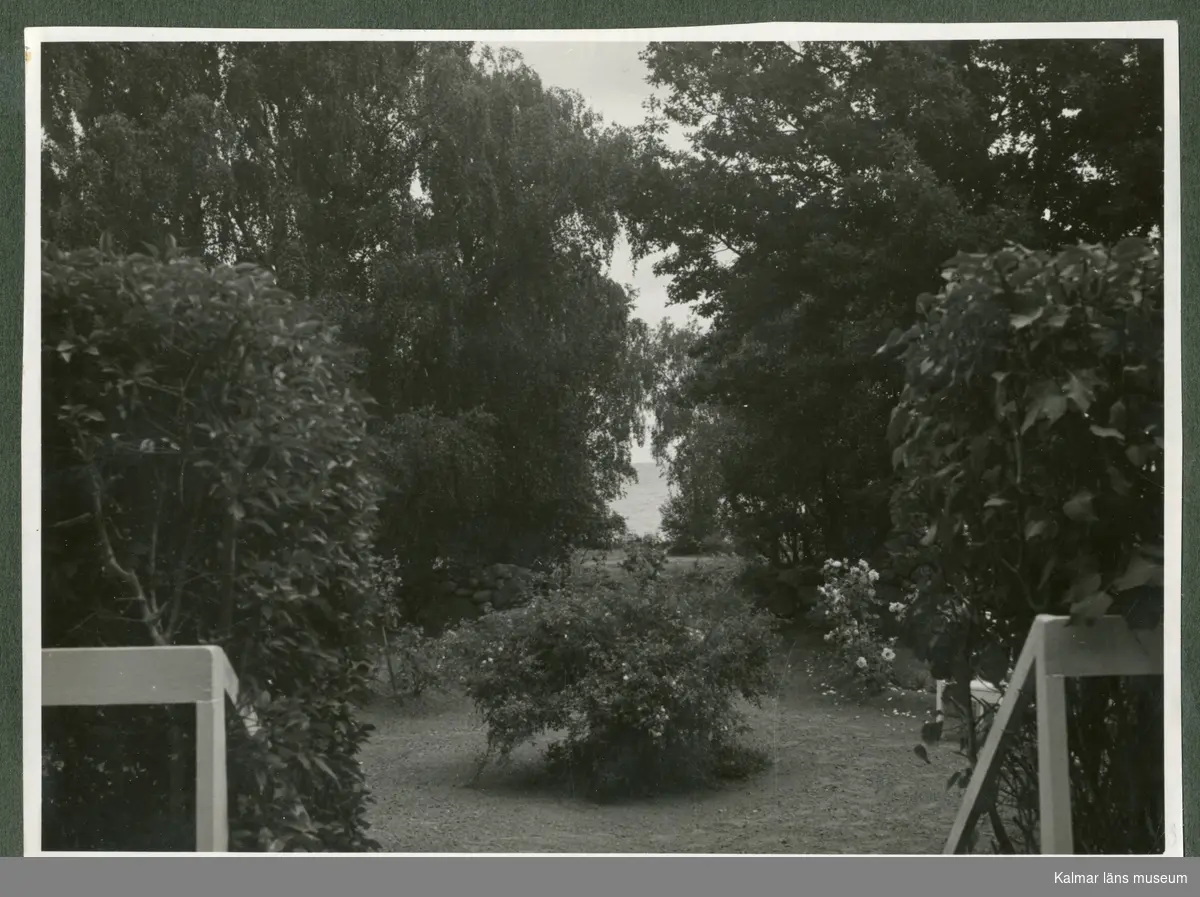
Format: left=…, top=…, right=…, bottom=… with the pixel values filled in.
left=26, top=25, right=1180, bottom=856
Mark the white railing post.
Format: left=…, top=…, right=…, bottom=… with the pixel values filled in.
left=195, top=694, right=227, bottom=852
left=42, top=645, right=244, bottom=854
left=942, top=620, right=1040, bottom=854
left=943, top=615, right=1163, bottom=856
left=1034, top=619, right=1073, bottom=854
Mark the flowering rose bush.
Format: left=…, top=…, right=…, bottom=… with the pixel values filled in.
left=888, top=588, right=916, bottom=623
left=440, top=572, right=779, bottom=798
left=815, top=559, right=897, bottom=694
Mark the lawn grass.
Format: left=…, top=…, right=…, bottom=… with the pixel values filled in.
left=357, top=626, right=968, bottom=853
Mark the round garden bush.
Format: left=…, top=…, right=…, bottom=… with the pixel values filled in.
left=443, top=571, right=781, bottom=799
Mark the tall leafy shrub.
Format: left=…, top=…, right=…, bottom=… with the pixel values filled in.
left=443, top=571, right=780, bottom=799
left=885, top=239, right=1165, bottom=852
left=42, top=242, right=384, bottom=851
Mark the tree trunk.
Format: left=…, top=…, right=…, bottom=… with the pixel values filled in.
left=380, top=624, right=400, bottom=697
left=820, top=462, right=845, bottom=559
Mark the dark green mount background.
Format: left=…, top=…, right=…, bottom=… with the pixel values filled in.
left=2, top=0, right=1195, bottom=857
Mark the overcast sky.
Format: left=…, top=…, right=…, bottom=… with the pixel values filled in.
left=498, top=42, right=696, bottom=463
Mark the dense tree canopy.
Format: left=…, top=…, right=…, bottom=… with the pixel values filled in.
left=43, top=42, right=654, bottom=573
left=626, top=40, right=1163, bottom=567
left=645, top=320, right=732, bottom=554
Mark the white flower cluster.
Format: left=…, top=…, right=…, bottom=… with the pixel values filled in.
left=648, top=705, right=671, bottom=740
left=852, top=643, right=898, bottom=668
left=823, top=558, right=879, bottom=582
left=818, top=558, right=899, bottom=681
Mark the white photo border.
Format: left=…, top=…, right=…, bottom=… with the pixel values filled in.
left=22, top=20, right=1183, bottom=857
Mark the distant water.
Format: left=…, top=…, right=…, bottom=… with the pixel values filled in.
left=610, top=462, right=671, bottom=536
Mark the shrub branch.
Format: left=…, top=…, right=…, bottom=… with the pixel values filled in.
left=87, top=466, right=168, bottom=647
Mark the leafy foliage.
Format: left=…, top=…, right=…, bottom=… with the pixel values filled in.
left=645, top=320, right=733, bottom=555
left=364, top=555, right=451, bottom=700
left=42, top=40, right=656, bottom=582
left=43, top=42, right=432, bottom=291
left=377, top=624, right=452, bottom=701
left=581, top=509, right=630, bottom=551
left=359, top=47, right=656, bottom=569
left=442, top=570, right=780, bottom=798
left=885, top=239, right=1165, bottom=853
left=625, top=40, right=1163, bottom=573
left=618, top=534, right=669, bottom=585
left=42, top=244, right=383, bottom=851
left=888, top=240, right=1164, bottom=651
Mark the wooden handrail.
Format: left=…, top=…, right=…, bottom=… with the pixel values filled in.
left=42, top=645, right=254, bottom=852
left=943, top=615, right=1163, bottom=855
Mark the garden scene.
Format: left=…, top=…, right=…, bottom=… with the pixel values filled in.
left=39, top=40, right=1165, bottom=854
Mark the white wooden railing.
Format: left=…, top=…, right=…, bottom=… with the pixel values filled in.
left=936, top=677, right=1002, bottom=714
left=943, top=614, right=1164, bottom=855
left=42, top=645, right=254, bottom=852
